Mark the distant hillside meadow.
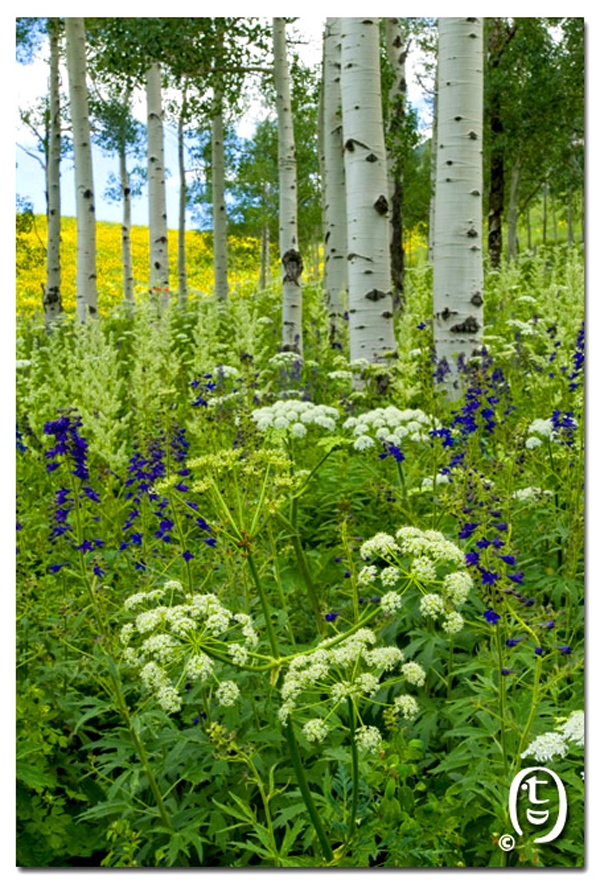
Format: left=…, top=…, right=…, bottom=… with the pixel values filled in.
left=16, top=216, right=430, bottom=317
left=16, top=217, right=272, bottom=316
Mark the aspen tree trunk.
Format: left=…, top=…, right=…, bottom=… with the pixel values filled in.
left=273, top=18, right=302, bottom=352
left=177, top=89, right=188, bottom=307
left=317, top=75, right=327, bottom=291
left=44, top=18, right=62, bottom=328
left=265, top=222, right=271, bottom=285
left=340, top=17, right=397, bottom=370
left=119, top=144, right=134, bottom=307
left=259, top=224, right=267, bottom=290
left=433, top=17, right=484, bottom=393
left=428, top=64, right=438, bottom=263
left=211, top=77, right=229, bottom=300
left=146, top=62, right=169, bottom=308
left=323, top=17, right=347, bottom=346
left=65, top=17, right=97, bottom=321
left=567, top=183, right=573, bottom=245
left=507, top=157, right=521, bottom=262
left=543, top=180, right=548, bottom=245
left=385, top=17, right=408, bottom=307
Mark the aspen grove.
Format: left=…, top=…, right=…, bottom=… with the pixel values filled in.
left=16, top=17, right=584, bottom=869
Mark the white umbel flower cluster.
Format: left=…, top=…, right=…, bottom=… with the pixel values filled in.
left=344, top=406, right=442, bottom=451
left=393, top=694, right=420, bottom=721
left=251, top=398, right=339, bottom=434
left=121, top=584, right=260, bottom=714
left=355, top=725, right=383, bottom=754
left=303, top=718, right=330, bottom=742
left=521, top=711, right=584, bottom=762
left=525, top=415, right=578, bottom=450
left=277, top=628, right=421, bottom=740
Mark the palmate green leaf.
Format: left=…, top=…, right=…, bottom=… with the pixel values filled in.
left=271, top=801, right=307, bottom=830
left=17, top=762, right=58, bottom=791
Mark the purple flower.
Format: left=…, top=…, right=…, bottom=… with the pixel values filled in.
left=534, top=647, right=543, bottom=656
left=459, top=523, right=479, bottom=540
left=498, top=554, right=516, bottom=566
left=480, top=568, right=500, bottom=586
left=325, top=612, right=341, bottom=622
left=77, top=539, right=95, bottom=553
left=501, top=668, right=518, bottom=676
left=182, top=550, right=195, bottom=562
left=93, top=565, right=106, bottom=577
left=557, top=645, right=572, bottom=655
left=508, top=572, right=524, bottom=584
left=505, top=637, right=526, bottom=647
left=465, top=550, right=480, bottom=566
left=484, top=609, right=501, bottom=625
left=370, top=596, right=380, bottom=604
left=543, top=619, right=556, bottom=630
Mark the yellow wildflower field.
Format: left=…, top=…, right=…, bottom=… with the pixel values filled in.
left=16, top=215, right=270, bottom=317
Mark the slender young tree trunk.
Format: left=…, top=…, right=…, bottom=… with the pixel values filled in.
left=265, top=221, right=271, bottom=285
left=323, top=17, right=347, bottom=346
left=526, top=204, right=531, bottom=251
left=177, top=88, right=188, bottom=307
left=212, top=75, right=229, bottom=300
left=65, top=17, right=97, bottom=321
left=428, top=64, right=438, bottom=263
left=146, top=62, right=169, bottom=308
left=433, top=17, right=484, bottom=394
left=385, top=17, right=408, bottom=308
left=340, top=17, right=397, bottom=372
left=119, top=144, right=134, bottom=308
left=507, top=157, right=521, bottom=262
left=317, top=75, right=327, bottom=292
left=259, top=224, right=267, bottom=290
left=44, top=18, right=62, bottom=328
left=568, top=182, right=573, bottom=245
left=488, top=19, right=505, bottom=270
left=542, top=180, right=548, bottom=245
left=273, top=18, right=302, bottom=353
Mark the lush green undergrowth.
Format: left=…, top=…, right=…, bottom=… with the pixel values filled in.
left=16, top=246, right=584, bottom=867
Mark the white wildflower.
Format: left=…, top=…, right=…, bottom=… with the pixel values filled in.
left=136, top=608, right=167, bottom=634
left=380, top=591, right=403, bottom=614
left=381, top=567, right=401, bottom=587
left=394, top=694, right=419, bottom=721
left=303, top=718, right=329, bottom=743
left=278, top=700, right=295, bottom=724
left=412, top=557, right=437, bottom=584
left=443, top=571, right=473, bottom=607
left=420, top=593, right=445, bottom=619
left=363, top=646, right=404, bottom=671
left=229, top=643, right=248, bottom=666
left=186, top=653, right=214, bottom=682
left=155, top=683, right=182, bottom=713
left=140, top=661, right=168, bottom=691
left=215, top=680, right=240, bottom=707
left=291, top=422, right=307, bottom=438
left=528, top=418, right=553, bottom=438
left=358, top=565, right=378, bottom=586
left=360, top=533, right=399, bottom=561
left=521, top=732, right=568, bottom=763
left=442, top=612, right=465, bottom=635
left=354, top=435, right=375, bottom=451
left=119, top=623, right=135, bottom=646
left=124, top=591, right=149, bottom=611
left=526, top=436, right=543, bottom=449
left=396, top=526, right=428, bottom=556
left=141, top=633, right=177, bottom=664
left=558, top=711, right=584, bottom=747
left=401, top=661, right=426, bottom=687
left=355, top=725, right=383, bottom=754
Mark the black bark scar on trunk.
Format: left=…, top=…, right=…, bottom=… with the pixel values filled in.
left=282, top=249, right=303, bottom=286
left=450, top=316, right=479, bottom=334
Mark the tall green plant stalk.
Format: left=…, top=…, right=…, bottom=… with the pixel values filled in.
left=285, top=722, right=334, bottom=863
left=347, top=699, right=359, bottom=843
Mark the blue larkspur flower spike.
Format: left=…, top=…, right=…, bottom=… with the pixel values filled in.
left=484, top=609, right=501, bottom=625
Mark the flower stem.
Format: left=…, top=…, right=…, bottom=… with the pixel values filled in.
left=347, top=699, right=359, bottom=843
left=285, top=722, right=333, bottom=863
left=246, top=551, right=280, bottom=658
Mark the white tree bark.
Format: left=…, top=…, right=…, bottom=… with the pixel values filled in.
left=432, top=17, right=484, bottom=390
left=178, top=88, right=188, bottom=307
left=340, top=17, right=397, bottom=366
left=44, top=18, right=62, bottom=327
left=211, top=77, right=229, bottom=301
left=65, top=17, right=97, bottom=321
left=119, top=144, right=134, bottom=308
left=428, top=64, right=439, bottom=263
left=507, top=156, right=521, bottom=262
left=273, top=17, right=302, bottom=353
left=323, top=17, right=347, bottom=345
left=146, top=62, right=170, bottom=308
